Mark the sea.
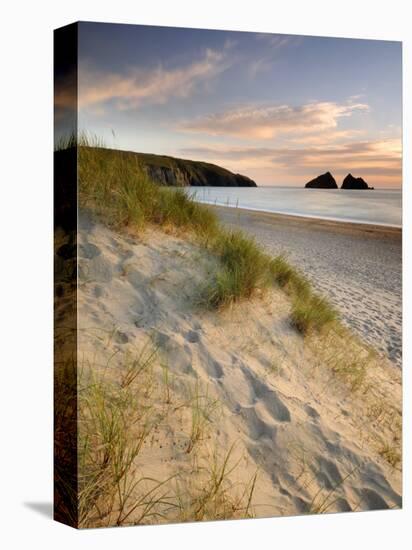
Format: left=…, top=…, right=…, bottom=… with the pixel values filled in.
left=185, top=186, right=402, bottom=228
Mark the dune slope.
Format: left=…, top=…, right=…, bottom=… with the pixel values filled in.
left=76, top=210, right=401, bottom=526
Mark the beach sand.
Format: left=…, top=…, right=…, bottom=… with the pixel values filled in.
left=74, top=209, right=402, bottom=525
left=211, top=205, right=402, bottom=368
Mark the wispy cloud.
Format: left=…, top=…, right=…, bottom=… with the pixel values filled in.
left=78, top=48, right=230, bottom=111
left=180, top=101, right=369, bottom=139
left=248, top=34, right=302, bottom=77
left=55, top=71, right=76, bottom=110
left=54, top=70, right=77, bottom=134
left=255, top=33, right=302, bottom=48
left=180, top=139, right=401, bottom=183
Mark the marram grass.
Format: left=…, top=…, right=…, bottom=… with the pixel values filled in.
left=60, top=133, right=337, bottom=334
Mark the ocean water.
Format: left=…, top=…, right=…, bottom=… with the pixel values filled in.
left=186, top=186, right=402, bottom=227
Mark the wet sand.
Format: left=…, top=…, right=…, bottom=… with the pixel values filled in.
left=212, top=205, right=402, bottom=367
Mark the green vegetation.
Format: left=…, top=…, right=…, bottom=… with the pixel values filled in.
left=203, top=230, right=276, bottom=308
left=291, top=294, right=337, bottom=334
left=55, top=137, right=401, bottom=524
left=185, top=381, right=219, bottom=454
left=270, top=255, right=311, bottom=297
left=78, top=142, right=218, bottom=237
left=54, top=354, right=78, bottom=526
left=59, top=135, right=337, bottom=334
left=76, top=341, right=257, bottom=527
left=125, top=149, right=256, bottom=187
left=269, top=255, right=336, bottom=334
left=308, top=467, right=359, bottom=514
left=78, top=346, right=158, bottom=526
left=378, top=443, right=401, bottom=469
left=61, top=131, right=256, bottom=189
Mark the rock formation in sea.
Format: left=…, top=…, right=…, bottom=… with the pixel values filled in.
left=305, top=172, right=338, bottom=189
left=341, top=174, right=373, bottom=189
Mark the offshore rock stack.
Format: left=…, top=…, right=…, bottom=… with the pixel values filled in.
left=305, top=172, right=373, bottom=189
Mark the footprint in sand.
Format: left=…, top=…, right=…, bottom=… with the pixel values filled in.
left=334, top=498, right=352, bottom=512
left=205, top=357, right=224, bottom=379
left=185, top=330, right=200, bottom=344
left=292, top=496, right=310, bottom=513
left=93, top=285, right=105, bottom=298
left=304, top=404, right=320, bottom=420
left=240, top=365, right=291, bottom=422
left=240, top=406, right=277, bottom=441
left=152, top=331, right=195, bottom=376
left=196, top=342, right=224, bottom=379
left=114, top=331, right=129, bottom=345
left=78, top=253, right=113, bottom=283
left=362, top=464, right=402, bottom=507
left=78, top=243, right=101, bottom=259
left=360, top=488, right=389, bottom=510
left=315, top=456, right=343, bottom=491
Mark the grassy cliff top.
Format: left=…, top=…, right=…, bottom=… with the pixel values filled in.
left=82, top=146, right=257, bottom=187
left=73, top=141, right=336, bottom=334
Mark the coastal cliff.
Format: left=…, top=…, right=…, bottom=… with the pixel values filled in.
left=142, top=155, right=257, bottom=187
left=83, top=147, right=257, bottom=187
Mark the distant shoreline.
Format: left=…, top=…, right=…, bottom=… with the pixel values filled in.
left=204, top=202, right=402, bottom=234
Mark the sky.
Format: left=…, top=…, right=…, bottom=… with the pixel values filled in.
left=72, top=22, right=402, bottom=187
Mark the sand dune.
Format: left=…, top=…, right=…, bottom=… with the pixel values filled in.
left=212, top=205, right=402, bottom=368
left=76, top=210, right=401, bottom=524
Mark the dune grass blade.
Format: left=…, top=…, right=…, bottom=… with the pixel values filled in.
left=291, top=293, right=337, bottom=334
left=204, top=231, right=275, bottom=307
left=77, top=142, right=219, bottom=238
left=58, top=134, right=338, bottom=333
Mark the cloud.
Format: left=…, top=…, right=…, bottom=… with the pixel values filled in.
left=255, top=33, right=301, bottom=49
left=287, top=129, right=366, bottom=146
left=247, top=34, right=302, bottom=77
left=54, top=70, right=77, bottom=137
left=78, top=48, right=229, bottom=111
left=180, top=101, right=369, bottom=139
left=180, top=139, right=401, bottom=164
left=179, top=139, right=402, bottom=184
left=248, top=57, right=274, bottom=78
left=180, top=146, right=275, bottom=161
left=55, top=71, right=77, bottom=110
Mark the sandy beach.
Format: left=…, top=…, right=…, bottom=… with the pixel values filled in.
left=73, top=209, right=402, bottom=525
left=51, top=20, right=404, bottom=532
left=211, top=205, right=402, bottom=368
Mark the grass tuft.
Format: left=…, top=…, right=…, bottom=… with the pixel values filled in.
left=186, top=381, right=219, bottom=453
left=270, top=255, right=311, bottom=298
left=203, top=231, right=274, bottom=307
left=291, top=293, right=337, bottom=334
left=378, top=444, right=401, bottom=469
left=75, top=339, right=258, bottom=526
left=58, top=133, right=338, bottom=334
left=77, top=140, right=218, bottom=238
left=78, top=351, right=157, bottom=527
